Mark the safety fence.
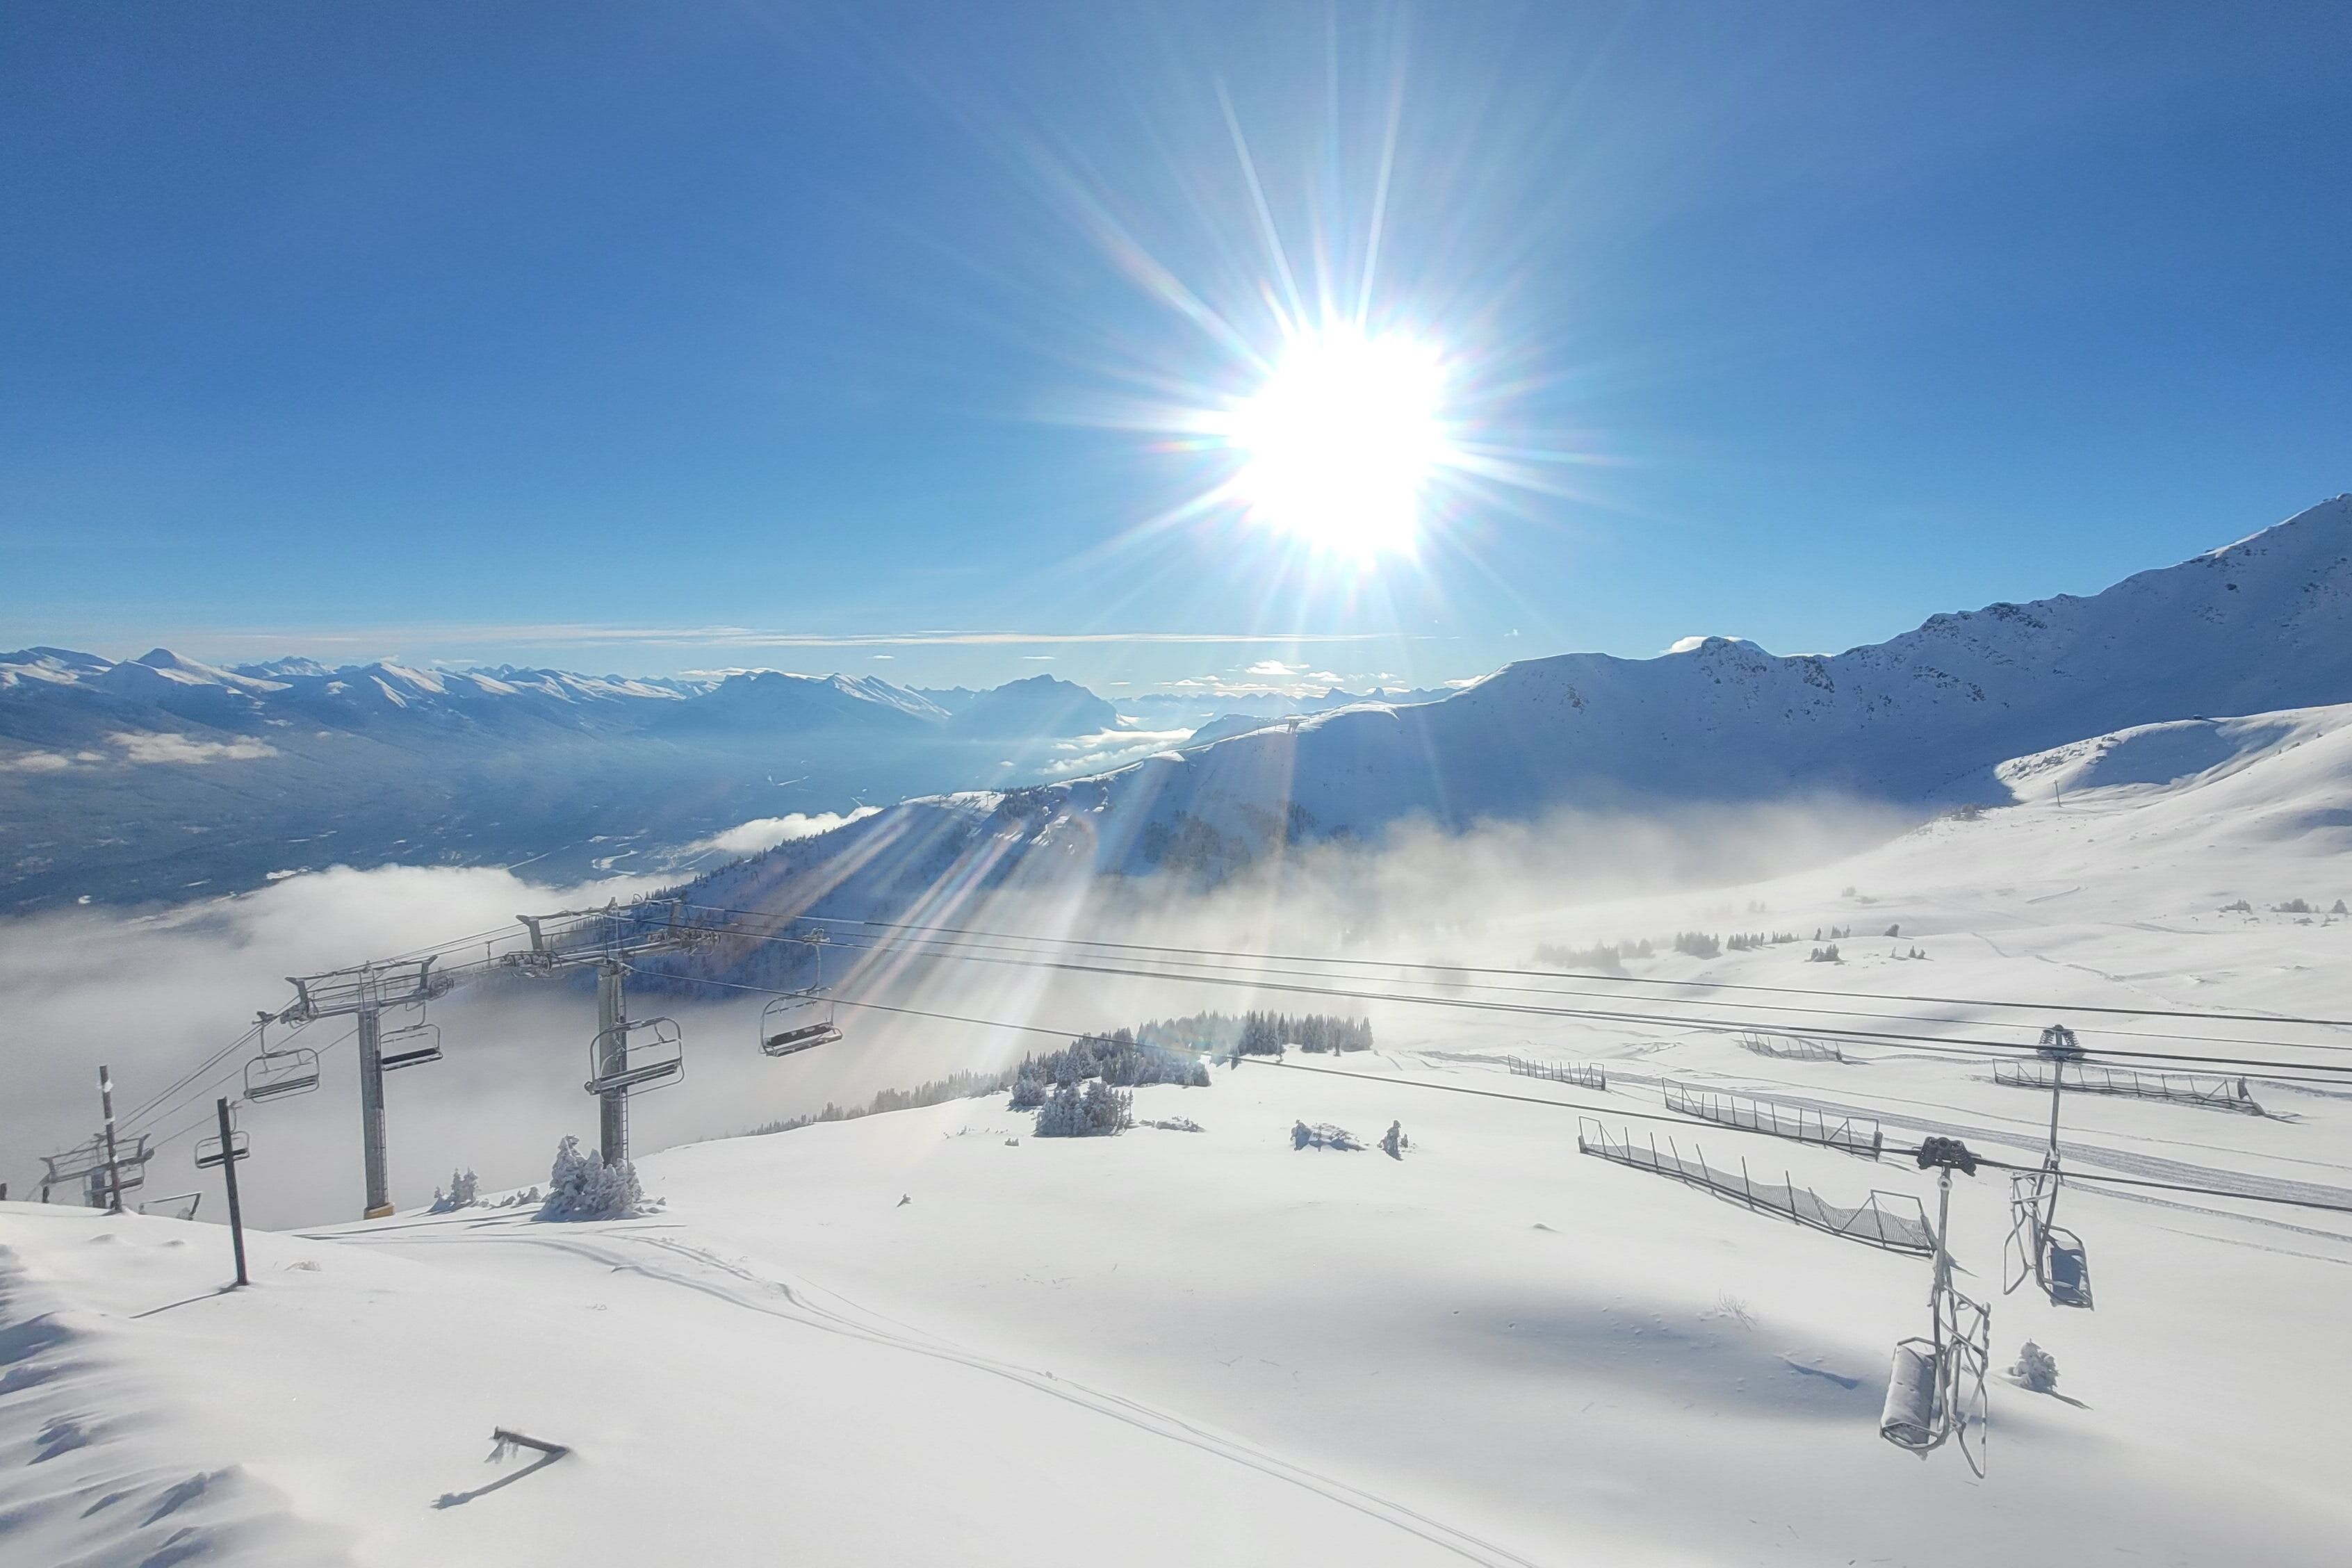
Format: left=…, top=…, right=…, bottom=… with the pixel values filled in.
left=1506, top=1056, right=1607, bottom=1091
left=1577, top=1119, right=1933, bottom=1255
left=1993, top=1059, right=2262, bottom=1114
left=1737, top=1031, right=1846, bottom=1063
left=1661, top=1081, right=1884, bottom=1158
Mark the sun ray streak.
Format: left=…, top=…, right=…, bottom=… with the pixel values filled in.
left=1216, top=80, right=1308, bottom=335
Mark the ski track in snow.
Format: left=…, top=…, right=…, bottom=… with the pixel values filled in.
left=309, top=1218, right=1546, bottom=1568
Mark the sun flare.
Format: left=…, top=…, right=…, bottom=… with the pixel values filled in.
left=1225, top=326, right=1446, bottom=558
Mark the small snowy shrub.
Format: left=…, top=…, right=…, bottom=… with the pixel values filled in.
left=537, top=1136, right=651, bottom=1220
left=1380, top=1120, right=1409, bottom=1160
left=1292, top=1120, right=1362, bottom=1151
left=429, top=1168, right=480, bottom=1214
left=2010, top=1340, right=2059, bottom=1392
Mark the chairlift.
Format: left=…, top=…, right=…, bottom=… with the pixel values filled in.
left=585, top=1016, right=684, bottom=1096
left=195, top=1127, right=252, bottom=1170
left=140, top=1191, right=203, bottom=1221
left=245, top=1041, right=322, bottom=1102
left=760, top=994, right=841, bottom=1057
left=759, top=932, right=844, bottom=1058
left=379, top=1021, right=443, bottom=1072
left=1879, top=1138, right=1992, bottom=1475
left=2005, top=1163, right=2095, bottom=1309
left=2002, top=1038, right=2096, bottom=1309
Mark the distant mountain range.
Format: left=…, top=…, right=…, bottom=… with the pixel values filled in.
left=0, top=653, right=1141, bottom=909
left=11, top=496, right=2346, bottom=915
left=667, top=496, right=2352, bottom=940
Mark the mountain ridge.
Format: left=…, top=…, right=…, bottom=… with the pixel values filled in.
left=669, top=496, right=2352, bottom=923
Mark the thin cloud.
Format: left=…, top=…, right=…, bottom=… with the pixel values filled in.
left=111, top=731, right=278, bottom=765
left=142, top=626, right=1425, bottom=651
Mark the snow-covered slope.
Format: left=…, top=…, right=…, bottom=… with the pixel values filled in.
left=691, top=497, right=2352, bottom=905
left=7, top=661, right=2350, bottom=1565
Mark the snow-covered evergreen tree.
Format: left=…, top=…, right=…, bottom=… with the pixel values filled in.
left=1034, top=1081, right=1088, bottom=1137
left=537, top=1135, right=651, bottom=1220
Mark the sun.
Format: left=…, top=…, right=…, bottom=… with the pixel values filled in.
left=1225, top=325, right=1447, bottom=558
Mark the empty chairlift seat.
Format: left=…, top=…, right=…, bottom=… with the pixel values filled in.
left=378, top=1022, right=443, bottom=1072
left=245, top=1046, right=321, bottom=1102
left=760, top=993, right=842, bottom=1058
left=586, top=1017, right=684, bottom=1095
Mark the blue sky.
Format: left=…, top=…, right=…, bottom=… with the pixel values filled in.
left=3, top=2, right=2347, bottom=697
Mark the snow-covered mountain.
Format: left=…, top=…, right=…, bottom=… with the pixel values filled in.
left=681, top=497, right=2352, bottom=918
left=0, top=653, right=1134, bottom=910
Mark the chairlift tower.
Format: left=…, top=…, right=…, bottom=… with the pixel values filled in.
left=507, top=899, right=708, bottom=1168
left=275, top=956, right=448, bottom=1218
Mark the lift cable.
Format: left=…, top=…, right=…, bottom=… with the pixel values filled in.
left=685, top=917, right=2352, bottom=1084
left=685, top=903, right=2352, bottom=1033
left=803, top=923, right=2352, bottom=1075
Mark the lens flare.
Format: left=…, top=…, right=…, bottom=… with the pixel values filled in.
left=1222, top=326, right=1447, bottom=558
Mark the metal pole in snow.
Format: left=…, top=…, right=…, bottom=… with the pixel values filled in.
left=357, top=1005, right=393, bottom=1218
left=216, top=1097, right=249, bottom=1287
left=99, top=1064, right=122, bottom=1214
left=597, top=959, right=628, bottom=1166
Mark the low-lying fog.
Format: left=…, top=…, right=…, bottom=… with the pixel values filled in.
left=0, top=799, right=1907, bottom=1228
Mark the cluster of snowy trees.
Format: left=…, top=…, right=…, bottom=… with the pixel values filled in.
left=1034, top=1079, right=1133, bottom=1137
left=1008, top=1029, right=1211, bottom=1109
left=537, top=1136, right=651, bottom=1220
left=429, top=1168, right=479, bottom=1213
left=1132, top=1011, right=1246, bottom=1050
left=1531, top=942, right=1625, bottom=975
left=1724, top=931, right=1801, bottom=951
left=1235, top=1011, right=1373, bottom=1056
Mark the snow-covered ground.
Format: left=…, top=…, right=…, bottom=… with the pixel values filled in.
left=6, top=701, right=2349, bottom=1565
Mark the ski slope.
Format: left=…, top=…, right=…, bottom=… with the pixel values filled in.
left=5, top=696, right=2349, bottom=1565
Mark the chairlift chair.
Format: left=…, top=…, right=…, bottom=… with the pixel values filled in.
left=378, top=1021, right=443, bottom=1072
left=760, top=993, right=841, bottom=1058
left=245, top=1043, right=322, bottom=1102
left=195, top=1127, right=252, bottom=1170
left=140, top=1191, right=203, bottom=1221
left=1881, top=1143, right=1992, bottom=1474
left=585, top=1016, right=684, bottom=1096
